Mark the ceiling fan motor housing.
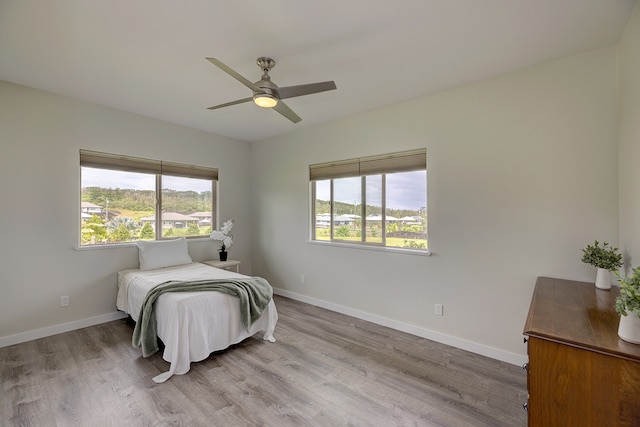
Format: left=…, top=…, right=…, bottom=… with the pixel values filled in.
left=253, top=76, right=279, bottom=107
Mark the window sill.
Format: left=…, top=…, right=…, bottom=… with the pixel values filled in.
left=74, top=236, right=213, bottom=251
left=75, top=242, right=137, bottom=251
left=307, top=240, right=431, bottom=256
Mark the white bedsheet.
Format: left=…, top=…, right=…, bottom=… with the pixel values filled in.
left=117, top=262, right=277, bottom=383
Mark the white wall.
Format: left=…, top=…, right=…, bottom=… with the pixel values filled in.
left=251, top=46, right=620, bottom=362
left=3, top=9, right=638, bottom=364
left=0, top=81, right=251, bottom=343
left=618, top=4, right=640, bottom=270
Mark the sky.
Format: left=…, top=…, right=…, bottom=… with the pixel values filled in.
left=316, top=170, right=427, bottom=211
left=81, top=167, right=212, bottom=193
left=82, top=167, right=426, bottom=210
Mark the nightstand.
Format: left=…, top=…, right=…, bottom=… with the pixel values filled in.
left=202, top=259, right=241, bottom=273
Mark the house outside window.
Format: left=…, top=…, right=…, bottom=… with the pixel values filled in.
left=80, top=150, right=217, bottom=246
left=310, top=149, right=427, bottom=252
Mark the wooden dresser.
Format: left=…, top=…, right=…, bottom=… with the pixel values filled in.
left=523, top=277, right=640, bottom=426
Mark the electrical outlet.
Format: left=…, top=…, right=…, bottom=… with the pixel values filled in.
left=300, top=274, right=306, bottom=284
left=434, top=303, right=443, bottom=316
left=60, top=296, right=70, bottom=307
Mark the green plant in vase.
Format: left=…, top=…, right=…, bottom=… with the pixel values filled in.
left=614, top=267, right=640, bottom=344
left=580, top=240, right=622, bottom=290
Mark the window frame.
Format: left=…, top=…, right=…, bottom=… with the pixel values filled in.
left=79, top=149, right=217, bottom=246
left=309, top=149, right=428, bottom=254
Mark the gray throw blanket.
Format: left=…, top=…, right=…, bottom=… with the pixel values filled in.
left=132, top=277, right=273, bottom=357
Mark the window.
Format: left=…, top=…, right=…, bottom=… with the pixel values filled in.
left=310, top=149, right=427, bottom=252
left=80, top=150, right=217, bottom=246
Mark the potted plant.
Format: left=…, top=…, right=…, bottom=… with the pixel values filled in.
left=614, top=268, right=640, bottom=344
left=580, top=240, right=623, bottom=289
left=210, top=219, right=234, bottom=261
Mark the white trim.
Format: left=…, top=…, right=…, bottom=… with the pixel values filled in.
left=307, top=240, right=432, bottom=256
left=0, top=311, right=128, bottom=348
left=273, top=287, right=527, bottom=367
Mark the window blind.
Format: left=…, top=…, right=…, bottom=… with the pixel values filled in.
left=161, top=161, right=218, bottom=180
left=80, top=150, right=218, bottom=180
left=309, top=148, right=426, bottom=181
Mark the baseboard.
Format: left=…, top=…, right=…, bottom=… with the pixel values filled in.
left=0, top=311, right=128, bottom=348
left=273, top=287, right=528, bottom=367
left=2, top=293, right=528, bottom=367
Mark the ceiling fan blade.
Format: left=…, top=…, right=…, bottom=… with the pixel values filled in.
left=207, top=97, right=253, bottom=110
left=206, top=58, right=258, bottom=91
left=273, top=100, right=302, bottom=123
left=277, top=81, right=337, bottom=100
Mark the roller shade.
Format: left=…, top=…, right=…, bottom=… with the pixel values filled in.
left=309, top=159, right=360, bottom=180
left=80, top=150, right=161, bottom=174
left=310, top=148, right=426, bottom=181
left=80, top=150, right=218, bottom=180
left=161, top=161, right=218, bottom=180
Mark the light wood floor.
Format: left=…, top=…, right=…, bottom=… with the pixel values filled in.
left=1, top=295, right=527, bottom=426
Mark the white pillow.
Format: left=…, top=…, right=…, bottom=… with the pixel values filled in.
left=137, top=237, right=193, bottom=271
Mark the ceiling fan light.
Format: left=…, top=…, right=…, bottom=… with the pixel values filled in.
left=253, top=94, right=278, bottom=108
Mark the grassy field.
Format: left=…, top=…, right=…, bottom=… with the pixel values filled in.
left=111, top=209, right=154, bottom=221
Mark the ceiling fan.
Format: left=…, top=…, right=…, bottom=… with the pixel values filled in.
left=206, top=57, right=337, bottom=123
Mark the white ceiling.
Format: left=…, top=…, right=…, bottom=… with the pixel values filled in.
left=0, top=1, right=636, bottom=142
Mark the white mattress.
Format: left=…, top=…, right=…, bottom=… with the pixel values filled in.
left=117, top=262, right=277, bottom=383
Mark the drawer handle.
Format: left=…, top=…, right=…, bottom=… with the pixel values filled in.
left=523, top=337, right=528, bottom=343
left=521, top=362, right=529, bottom=372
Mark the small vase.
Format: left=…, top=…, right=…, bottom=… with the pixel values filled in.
left=219, top=251, right=228, bottom=261
left=618, top=311, right=640, bottom=344
left=595, top=267, right=611, bottom=290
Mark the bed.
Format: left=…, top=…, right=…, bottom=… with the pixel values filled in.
left=116, top=239, right=277, bottom=383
